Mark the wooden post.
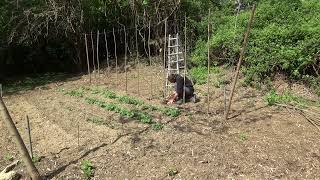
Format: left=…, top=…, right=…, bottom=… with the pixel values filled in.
left=163, top=18, right=167, bottom=98
left=224, top=4, right=256, bottom=120
left=26, top=115, right=33, bottom=158
left=124, top=26, right=128, bottom=94
left=207, top=9, right=211, bottom=115
left=104, top=30, right=110, bottom=73
left=224, top=86, right=227, bottom=114
left=148, top=20, right=152, bottom=97
left=84, top=34, right=91, bottom=84
left=135, top=21, right=140, bottom=95
left=77, top=119, right=80, bottom=151
left=96, top=30, right=100, bottom=77
left=0, top=84, right=2, bottom=97
left=91, top=31, right=96, bottom=77
left=113, top=28, right=118, bottom=86
left=0, top=98, right=41, bottom=180
left=183, top=13, right=187, bottom=104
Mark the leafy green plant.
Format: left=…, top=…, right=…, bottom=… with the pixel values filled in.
left=118, top=95, right=144, bottom=105
left=152, top=123, right=164, bottom=130
left=80, top=160, right=94, bottom=179
left=65, top=88, right=85, bottom=98
left=162, top=107, right=181, bottom=118
left=264, top=90, right=320, bottom=107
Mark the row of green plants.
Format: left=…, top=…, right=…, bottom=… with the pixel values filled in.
left=60, top=88, right=165, bottom=130
left=86, top=86, right=181, bottom=118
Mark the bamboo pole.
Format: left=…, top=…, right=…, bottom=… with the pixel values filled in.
left=148, top=20, right=152, bottom=97
left=224, top=4, right=257, bottom=120
left=163, top=18, right=167, bottom=98
left=135, top=21, right=140, bottom=95
left=96, top=30, right=100, bottom=77
left=84, top=34, right=91, bottom=84
left=0, top=84, right=2, bottom=97
left=224, top=86, right=227, bottom=114
left=91, top=31, right=96, bottom=77
left=207, top=9, right=211, bottom=115
left=113, top=28, right=118, bottom=86
left=0, top=98, right=41, bottom=180
left=183, top=13, right=187, bottom=104
left=124, top=26, right=128, bottom=94
left=26, top=115, right=33, bottom=158
left=104, top=30, right=110, bottom=73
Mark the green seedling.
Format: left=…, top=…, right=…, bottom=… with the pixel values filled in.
left=152, top=123, right=164, bottom=130
left=3, top=153, right=13, bottom=161
left=239, top=133, right=248, bottom=141
left=118, top=95, right=144, bottom=105
left=87, top=117, right=105, bottom=125
left=80, top=160, right=94, bottom=179
left=168, top=168, right=179, bottom=176
left=32, top=154, right=41, bottom=163
left=65, top=89, right=84, bottom=98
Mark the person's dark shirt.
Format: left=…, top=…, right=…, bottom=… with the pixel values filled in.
left=175, top=74, right=193, bottom=96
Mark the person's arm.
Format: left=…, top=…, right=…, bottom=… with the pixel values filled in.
left=167, top=91, right=178, bottom=104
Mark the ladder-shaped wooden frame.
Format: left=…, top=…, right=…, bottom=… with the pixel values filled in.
left=165, top=33, right=186, bottom=96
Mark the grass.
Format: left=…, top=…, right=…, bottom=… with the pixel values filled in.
left=265, top=90, right=320, bottom=107
left=80, top=160, right=94, bottom=179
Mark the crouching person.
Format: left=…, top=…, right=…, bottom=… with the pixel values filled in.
left=167, top=74, right=197, bottom=105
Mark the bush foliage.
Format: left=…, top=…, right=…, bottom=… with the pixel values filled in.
left=191, top=0, right=320, bottom=93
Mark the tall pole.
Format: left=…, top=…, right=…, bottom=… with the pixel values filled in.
left=26, top=115, right=33, bottom=158
left=113, top=28, right=118, bottom=86
left=96, top=30, right=100, bottom=76
left=124, top=26, right=128, bottom=94
left=84, top=34, right=91, bottom=84
left=91, top=31, right=96, bottom=77
left=183, top=13, right=187, bottom=104
left=0, top=98, right=41, bottom=180
left=207, top=9, right=211, bottom=115
left=224, top=4, right=256, bottom=120
left=104, top=30, right=110, bottom=73
left=163, top=18, right=168, bottom=98
left=135, top=20, right=140, bottom=95
left=148, top=20, right=152, bottom=97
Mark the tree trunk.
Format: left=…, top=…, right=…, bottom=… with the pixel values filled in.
left=0, top=98, right=41, bottom=180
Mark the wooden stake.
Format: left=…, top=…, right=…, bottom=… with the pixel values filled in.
left=207, top=9, right=211, bottom=115
left=183, top=13, right=187, bottom=104
left=124, top=26, right=128, bottom=94
left=84, top=34, right=91, bottom=84
left=224, top=86, right=227, bottom=113
left=224, top=4, right=257, bottom=120
left=148, top=20, right=152, bottom=97
left=0, top=84, right=2, bottom=97
left=26, top=115, right=33, bottom=158
left=91, top=31, right=96, bottom=77
left=163, top=18, right=168, bottom=98
left=135, top=21, right=140, bottom=95
left=96, top=30, right=100, bottom=77
left=77, top=118, right=80, bottom=151
left=113, top=28, right=118, bottom=86
left=104, top=30, right=110, bottom=73
left=0, top=98, right=41, bottom=180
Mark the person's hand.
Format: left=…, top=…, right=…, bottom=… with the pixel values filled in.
left=167, top=99, right=174, bottom=104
